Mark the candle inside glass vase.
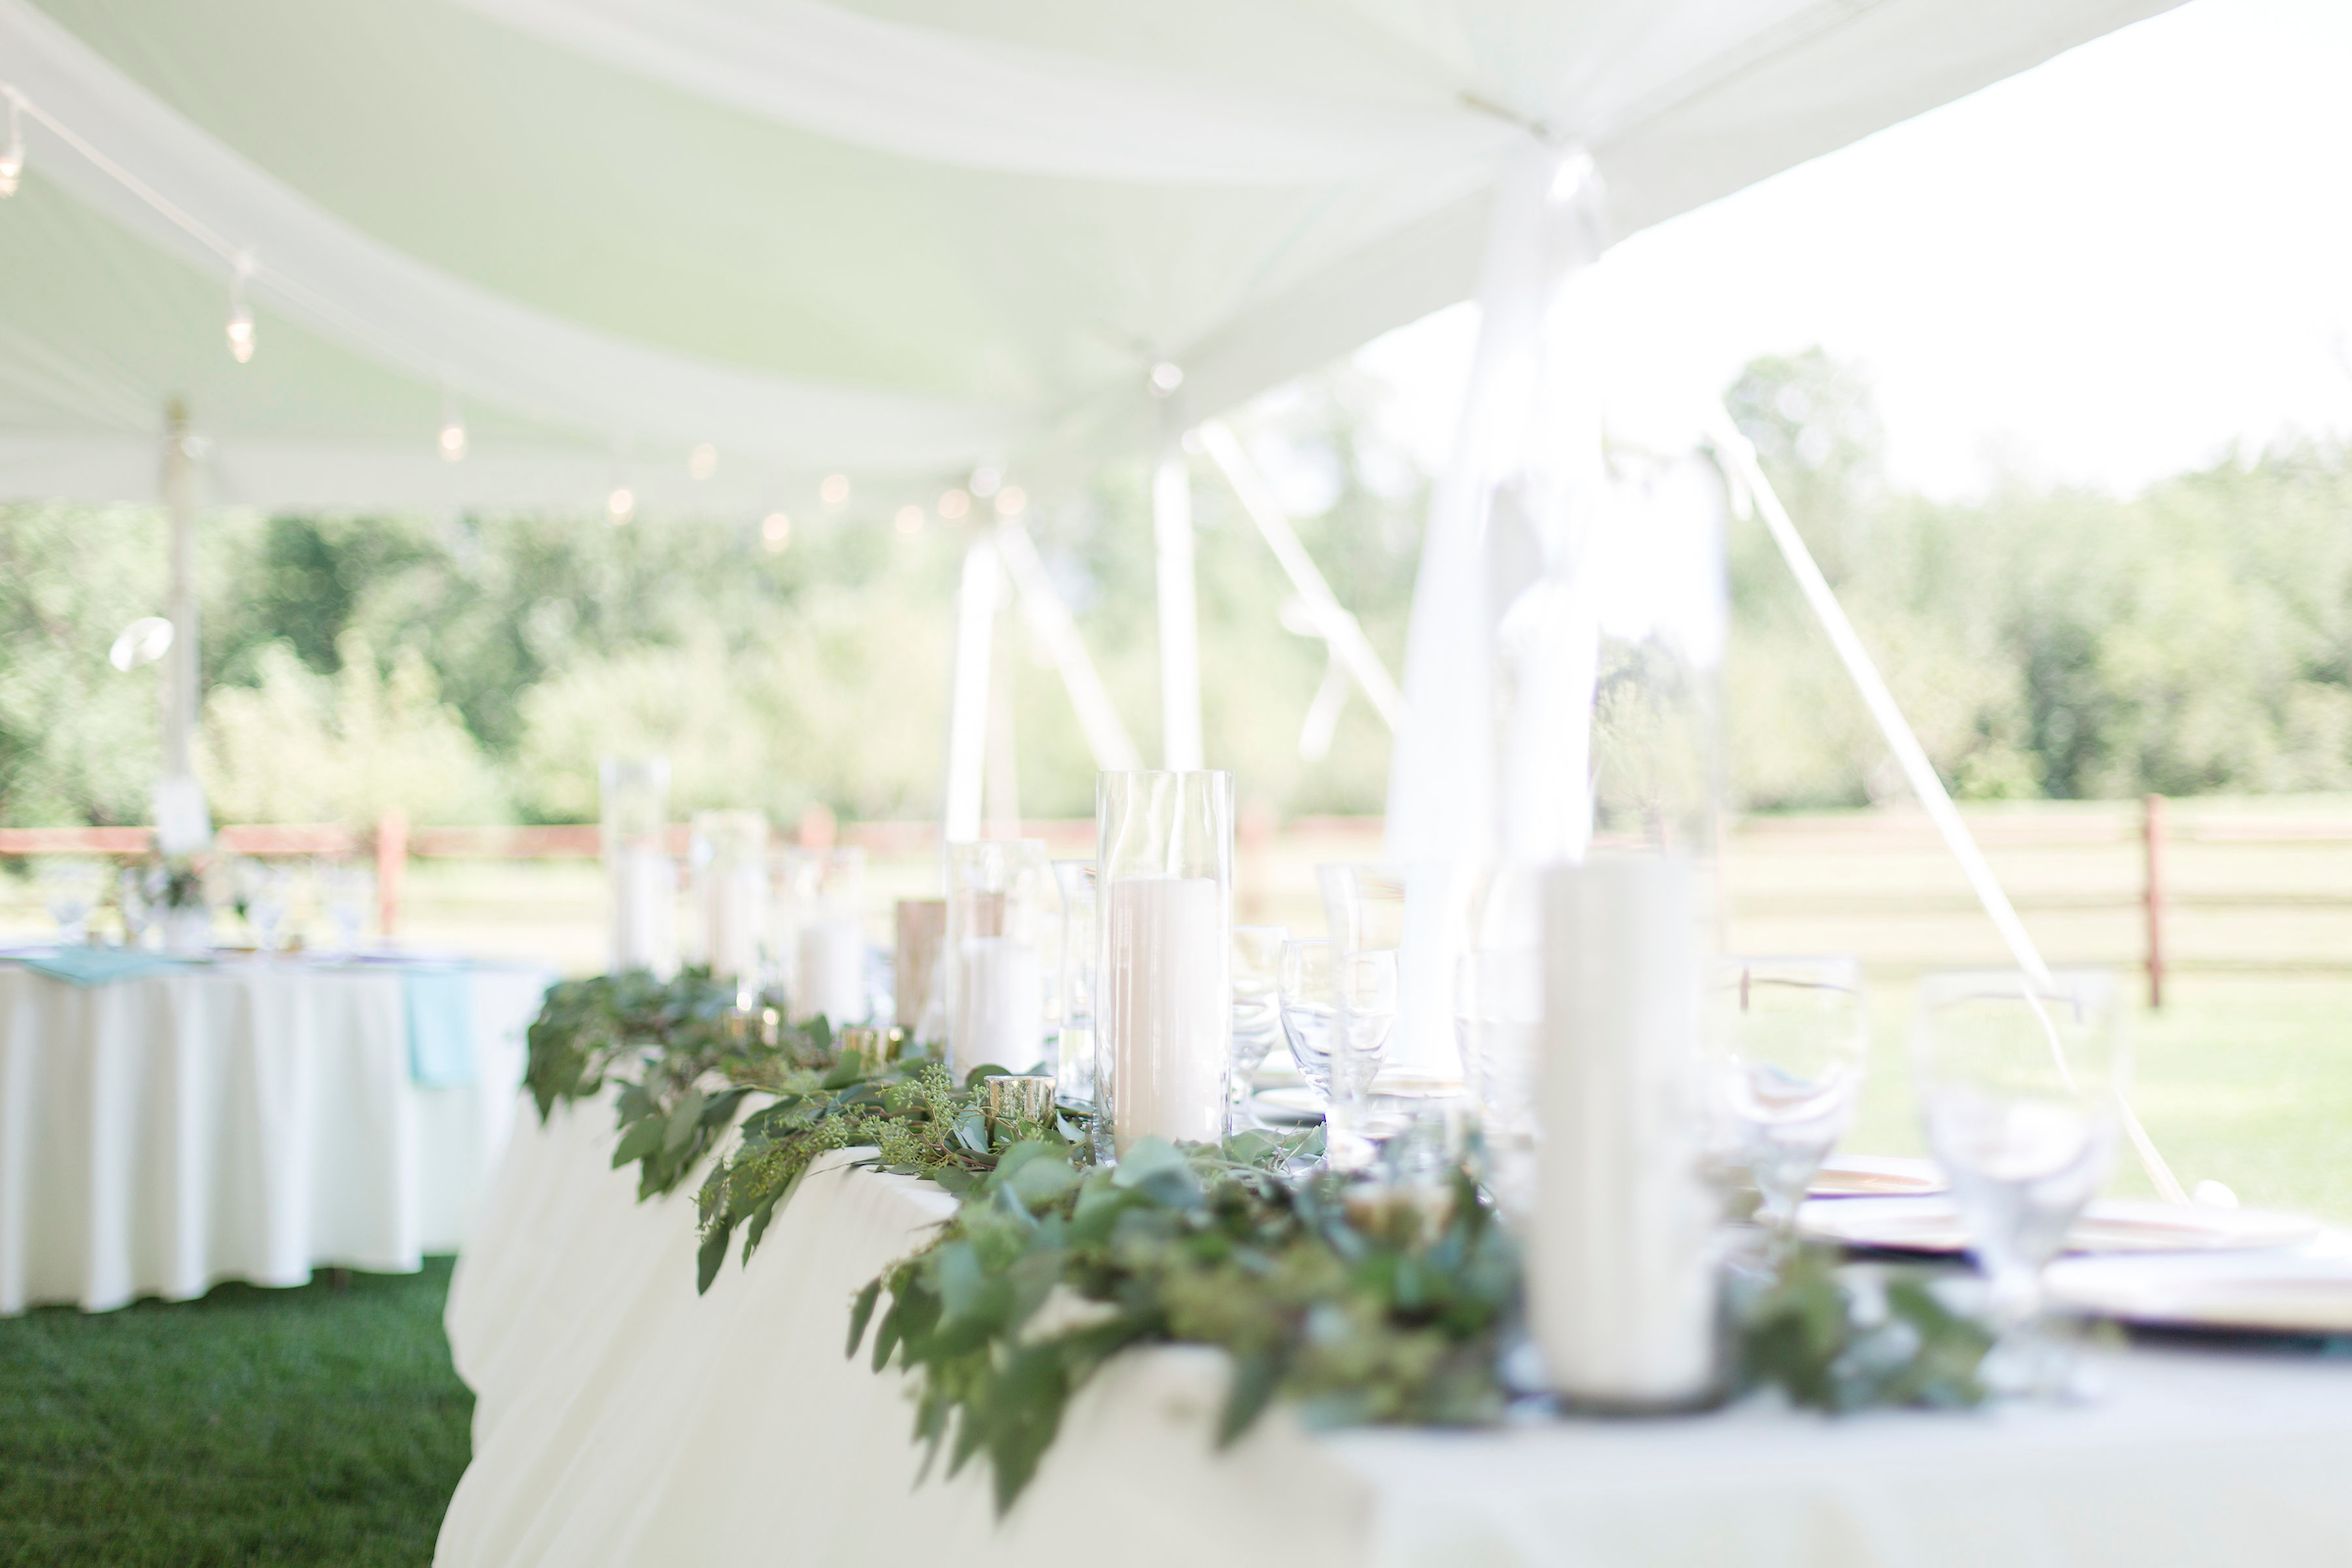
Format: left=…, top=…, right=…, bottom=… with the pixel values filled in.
left=946, top=841, right=1051, bottom=1076
left=1096, top=771, right=1232, bottom=1153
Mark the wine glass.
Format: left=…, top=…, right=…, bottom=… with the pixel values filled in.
left=39, top=860, right=104, bottom=945
left=316, top=861, right=375, bottom=955
left=1279, top=940, right=1397, bottom=1169
left=239, top=860, right=293, bottom=954
left=1914, top=967, right=2123, bottom=1394
left=1711, top=956, right=1868, bottom=1236
left=117, top=862, right=163, bottom=948
left=1454, top=948, right=1543, bottom=1216
left=1228, top=924, right=1287, bottom=1127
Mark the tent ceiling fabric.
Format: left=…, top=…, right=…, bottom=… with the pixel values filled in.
left=0, top=0, right=2180, bottom=513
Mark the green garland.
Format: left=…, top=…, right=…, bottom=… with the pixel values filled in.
left=525, top=973, right=1995, bottom=1516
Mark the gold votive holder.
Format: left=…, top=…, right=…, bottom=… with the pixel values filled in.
left=983, top=1075, right=1057, bottom=1135
left=840, top=1025, right=895, bottom=1069
left=721, top=1004, right=782, bottom=1050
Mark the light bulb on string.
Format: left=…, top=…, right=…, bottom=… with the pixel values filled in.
left=760, top=512, right=790, bottom=553
left=0, top=90, right=24, bottom=199
left=224, top=252, right=256, bottom=365
left=438, top=388, right=466, bottom=461
left=689, top=444, right=717, bottom=481
left=608, top=486, right=635, bottom=525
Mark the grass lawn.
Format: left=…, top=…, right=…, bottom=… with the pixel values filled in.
left=0, top=1258, right=470, bottom=1568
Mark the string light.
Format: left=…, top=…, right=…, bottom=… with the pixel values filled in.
left=968, top=465, right=1003, bottom=499
left=0, top=90, right=24, bottom=198
left=994, top=485, right=1027, bottom=517
left=893, top=505, right=922, bottom=535
left=689, top=443, right=717, bottom=480
left=1149, top=361, right=1184, bottom=396
left=938, top=488, right=970, bottom=521
left=608, top=486, right=635, bottom=524
left=438, top=387, right=466, bottom=461
left=224, top=252, right=256, bottom=364
left=760, top=512, right=790, bottom=552
left=820, top=473, right=851, bottom=509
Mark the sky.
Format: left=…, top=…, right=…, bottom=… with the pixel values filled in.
left=1351, top=0, right=2352, bottom=502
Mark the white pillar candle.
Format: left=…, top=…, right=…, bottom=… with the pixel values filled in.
left=610, top=845, right=675, bottom=975
left=1534, top=853, right=1718, bottom=1409
left=794, top=915, right=867, bottom=1025
left=1103, top=877, right=1226, bottom=1150
left=953, top=936, right=1042, bottom=1074
left=705, top=863, right=764, bottom=982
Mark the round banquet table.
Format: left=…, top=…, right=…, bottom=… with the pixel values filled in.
left=438, top=1102, right=2352, bottom=1568
left=0, top=953, right=552, bottom=1314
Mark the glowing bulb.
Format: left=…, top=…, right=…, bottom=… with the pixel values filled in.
left=968, top=466, right=1002, bottom=499
left=689, top=443, right=717, bottom=480
left=893, top=505, right=922, bottom=535
left=760, top=512, right=791, bottom=552
left=438, top=416, right=466, bottom=461
left=1149, top=361, right=1184, bottom=396
left=608, top=486, right=635, bottom=524
left=994, top=485, right=1027, bottom=517
left=225, top=301, right=255, bottom=364
left=938, top=488, right=970, bottom=521
left=820, top=473, right=851, bottom=508
left=0, top=93, right=23, bottom=199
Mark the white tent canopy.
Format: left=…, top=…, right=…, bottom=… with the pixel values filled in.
left=0, top=0, right=2177, bottom=515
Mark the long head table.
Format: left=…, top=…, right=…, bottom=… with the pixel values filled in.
left=440, top=1101, right=2352, bottom=1568
left=0, top=955, right=552, bottom=1314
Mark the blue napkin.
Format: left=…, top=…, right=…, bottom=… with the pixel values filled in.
left=13, top=948, right=189, bottom=986
left=402, top=966, right=477, bottom=1088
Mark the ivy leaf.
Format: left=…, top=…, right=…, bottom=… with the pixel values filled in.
left=696, top=1223, right=731, bottom=1296
left=663, top=1089, right=709, bottom=1152
left=848, top=1279, right=883, bottom=1356
left=610, top=1116, right=664, bottom=1169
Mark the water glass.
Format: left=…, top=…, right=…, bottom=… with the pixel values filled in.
left=1279, top=939, right=1398, bottom=1168
left=1914, top=968, right=2123, bottom=1392
left=317, top=861, right=375, bottom=954
left=1229, top=924, right=1287, bottom=1123
left=1454, top=947, right=1541, bottom=1215
left=1712, top=956, right=1867, bottom=1233
left=118, top=862, right=163, bottom=948
left=40, top=860, right=104, bottom=944
left=238, top=860, right=293, bottom=953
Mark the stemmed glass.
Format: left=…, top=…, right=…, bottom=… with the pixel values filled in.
left=238, top=859, right=293, bottom=954
left=1914, top=967, right=2123, bottom=1395
left=1711, top=956, right=1868, bottom=1237
left=316, top=861, right=375, bottom=955
left=117, top=862, right=164, bottom=948
left=39, top=861, right=104, bottom=945
left=1453, top=948, right=1542, bottom=1216
left=1278, top=939, right=1398, bottom=1169
left=1228, top=925, right=1287, bottom=1128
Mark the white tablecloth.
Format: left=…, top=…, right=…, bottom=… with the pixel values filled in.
left=440, top=1105, right=2352, bottom=1568
left=0, top=959, right=551, bottom=1314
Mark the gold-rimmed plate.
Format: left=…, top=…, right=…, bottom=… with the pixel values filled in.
left=2046, top=1250, right=2352, bottom=1334
left=1797, top=1195, right=2322, bottom=1256
left=1809, top=1155, right=1946, bottom=1198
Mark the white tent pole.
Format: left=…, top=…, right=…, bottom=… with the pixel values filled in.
left=1198, top=418, right=1404, bottom=732
left=942, top=534, right=1002, bottom=843
left=994, top=519, right=1142, bottom=772
left=1152, top=433, right=1203, bottom=769
left=1712, top=413, right=2188, bottom=1204
left=161, top=398, right=198, bottom=784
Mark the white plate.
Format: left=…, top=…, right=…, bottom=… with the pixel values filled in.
left=1797, top=1195, right=2323, bottom=1256
left=1250, top=1086, right=1324, bottom=1124
left=2047, top=1248, right=2352, bottom=1334
left=1809, top=1155, right=1946, bottom=1198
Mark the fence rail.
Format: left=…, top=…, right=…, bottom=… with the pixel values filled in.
left=5, top=797, right=2347, bottom=1000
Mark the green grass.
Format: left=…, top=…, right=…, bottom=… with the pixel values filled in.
left=1846, top=974, right=2352, bottom=1222
left=0, top=1258, right=470, bottom=1568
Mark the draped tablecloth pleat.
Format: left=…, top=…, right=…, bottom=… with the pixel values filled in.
left=0, top=962, right=549, bottom=1314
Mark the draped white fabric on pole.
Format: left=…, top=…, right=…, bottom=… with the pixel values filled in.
left=0, top=0, right=2181, bottom=512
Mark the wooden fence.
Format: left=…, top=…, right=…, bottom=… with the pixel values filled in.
left=5, top=798, right=2348, bottom=1004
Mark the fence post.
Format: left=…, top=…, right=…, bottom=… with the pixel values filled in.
left=377, top=807, right=408, bottom=944
left=2143, top=793, right=2167, bottom=1009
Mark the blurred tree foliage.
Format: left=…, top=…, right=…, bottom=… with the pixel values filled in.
left=4, top=352, right=2348, bottom=828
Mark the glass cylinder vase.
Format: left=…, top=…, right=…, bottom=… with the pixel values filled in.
left=1096, top=770, right=1233, bottom=1153
left=601, top=757, right=675, bottom=977
left=786, top=847, right=867, bottom=1026
left=1052, top=859, right=1098, bottom=1102
left=1532, top=468, right=1727, bottom=1412
left=944, top=840, right=1052, bottom=1077
left=691, top=809, right=768, bottom=1000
